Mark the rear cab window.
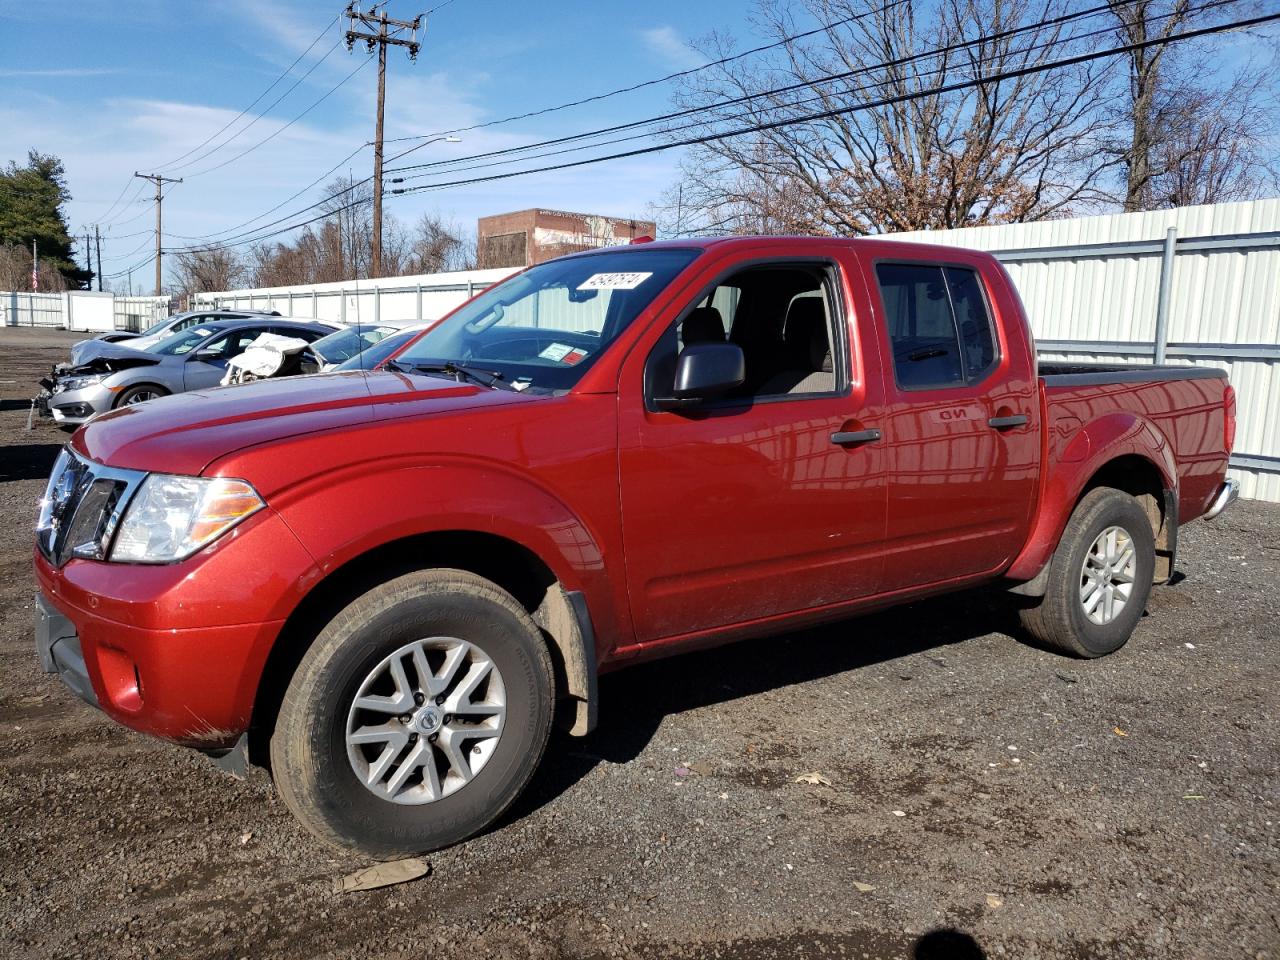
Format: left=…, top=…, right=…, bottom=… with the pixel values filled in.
left=873, top=262, right=999, bottom=390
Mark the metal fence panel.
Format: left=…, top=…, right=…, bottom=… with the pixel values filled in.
left=2, top=292, right=65, bottom=327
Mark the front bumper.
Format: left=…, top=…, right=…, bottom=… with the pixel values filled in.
left=45, top=383, right=113, bottom=425
left=35, top=591, right=99, bottom=708
left=32, top=506, right=317, bottom=749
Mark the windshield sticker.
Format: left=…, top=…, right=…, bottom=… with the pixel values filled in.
left=576, top=272, right=652, bottom=291
left=538, top=343, right=591, bottom=364
left=539, top=343, right=573, bottom=362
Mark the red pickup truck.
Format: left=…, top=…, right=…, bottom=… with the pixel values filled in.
left=35, top=236, right=1238, bottom=857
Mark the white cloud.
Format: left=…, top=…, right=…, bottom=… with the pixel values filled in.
left=640, top=26, right=702, bottom=71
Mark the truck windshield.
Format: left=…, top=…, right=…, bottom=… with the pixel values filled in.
left=393, top=247, right=700, bottom=392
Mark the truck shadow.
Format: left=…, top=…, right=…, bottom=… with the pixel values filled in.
left=0, top=443, right=62, bottom=482
left=507, top=587, right=1021, bottom=826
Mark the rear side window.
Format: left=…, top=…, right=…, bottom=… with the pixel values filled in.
left=874, top=263, right=998, bottom=389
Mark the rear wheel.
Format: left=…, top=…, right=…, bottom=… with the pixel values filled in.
left=270, top=569, right=554, bottom=858
left=114, top=384, right=168, bottom=408
left=1018, top=487, right=1155, bottom=658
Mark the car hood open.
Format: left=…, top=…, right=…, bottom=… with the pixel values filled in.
left=72, top=369, right=537, bottom=476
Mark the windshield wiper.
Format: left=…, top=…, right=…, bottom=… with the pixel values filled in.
left=399, top=360, right=518, bottom=391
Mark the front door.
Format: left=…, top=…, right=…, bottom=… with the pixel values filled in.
left=618, top=256, right=888, bottom=645
left=183, top=326, right=270, bottom=390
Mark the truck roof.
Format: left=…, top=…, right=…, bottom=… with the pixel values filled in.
left=561, top=234, right=993, bottom=260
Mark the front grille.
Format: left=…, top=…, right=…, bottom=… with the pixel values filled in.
left=36, top=449, right=146, bottom=565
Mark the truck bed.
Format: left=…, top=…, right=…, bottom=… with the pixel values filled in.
left=1039, top=361, right=1227, bottom=386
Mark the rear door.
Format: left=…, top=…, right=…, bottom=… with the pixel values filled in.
left=864, top=254, right=1040, bottom=591
left=617, top=250, right=888, bottom=644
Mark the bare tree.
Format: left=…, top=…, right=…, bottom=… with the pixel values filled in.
left=0, top=242, right=69, bottom=291
left=1106, top=0, right=1277, bottom=209
left=659, top=0, right=1120, bottom=236
left=171, top=246, right=246, bottom=296
left=404, top=212, right=476, bottom=273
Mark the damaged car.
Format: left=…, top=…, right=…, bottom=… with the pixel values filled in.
left=37, top=317, right=336, bottom=427
left=69, top=309, right=283, bottom=366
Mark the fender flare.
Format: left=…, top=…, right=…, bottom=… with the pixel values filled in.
left=1007, top=411, right=1177, bottom=583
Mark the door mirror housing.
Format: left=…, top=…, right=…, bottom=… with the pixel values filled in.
left=654, top=342, right=745, bottom=410
left=191, top=348, right=222, bottom=362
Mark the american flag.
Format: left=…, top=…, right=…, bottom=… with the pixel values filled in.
left=31, top=241, right=38, bottom=292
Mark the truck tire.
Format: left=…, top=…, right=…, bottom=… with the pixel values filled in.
left=270, top=568, right=555, bottom=858
left=1018, top=487, right=1155, bottom=658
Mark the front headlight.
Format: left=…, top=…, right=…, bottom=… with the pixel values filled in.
left=57, top=373, right=106, bottom=393
left=110, top=474, right=264, bottom=563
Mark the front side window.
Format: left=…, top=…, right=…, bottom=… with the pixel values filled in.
left=394, top=248, right=701, bottom=393
left=152, top=326, right=221, bottom=356
left=649, top=262, right=841, bottom=404
left=874, top=263, right=998, bottom=389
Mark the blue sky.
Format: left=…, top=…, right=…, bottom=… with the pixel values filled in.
left=0, top=0, right=765, bottom=284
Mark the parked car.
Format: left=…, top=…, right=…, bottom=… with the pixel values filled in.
left=330, top=323, right=434, bottom=372
left=70, top=309, right=282, bottom=365
left=37, top=317, right=336, bottom=426
left=305, top=319, right=429, bottom=372
left=34, top=237, right=1238, bottom=859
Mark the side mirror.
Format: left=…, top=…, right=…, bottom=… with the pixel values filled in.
left=654, top=342, right=745, bottom=410
left=191, top=348, right=221, bottom=362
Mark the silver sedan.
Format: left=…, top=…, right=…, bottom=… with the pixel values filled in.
left=40, top=317, right=336, bottom=427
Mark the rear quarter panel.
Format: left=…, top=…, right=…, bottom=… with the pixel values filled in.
left=1007, top=374, right=1228, bottom=580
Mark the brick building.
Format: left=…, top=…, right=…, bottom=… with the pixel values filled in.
left=476, top=209, right=656, bottom=269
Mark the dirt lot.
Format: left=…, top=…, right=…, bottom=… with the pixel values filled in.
left=0, top=326, right=1276, bottom=960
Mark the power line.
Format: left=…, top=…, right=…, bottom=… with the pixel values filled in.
left=153, top=13, right=342, bottom=172
left=168, top=0, right=1123, bottom=252
left=166, top=5, right=1275, bottom=257
left=344, top=1, right=424, bottom=279
left=163, top=38, right=347, bottom=176
left=388, top=0, right=1161, bottom=188
left=135, top=172, right=183, bottom=296
left=165, top=142, right=371, bottom=242
left=385, top=0, right=1156, bottom=181
left=180, top=50, right=374, bottom=178
left=384, top=0, right=909, bottom=146
left=392, top=9, right=1280, bottom=197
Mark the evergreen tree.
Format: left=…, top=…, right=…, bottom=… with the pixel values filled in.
left=0, top=150, right=93, bottom=288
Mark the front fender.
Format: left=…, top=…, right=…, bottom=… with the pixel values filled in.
left=258, top=456, right=619, bottom=648
left=1007, top=410, right=1176, bottom=581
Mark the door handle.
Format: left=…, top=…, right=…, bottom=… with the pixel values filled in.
left=830, top=428, right=881, bottom=445
left=988, top=414, right=1029, bottom=429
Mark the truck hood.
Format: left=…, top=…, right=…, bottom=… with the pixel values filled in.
left=72, top=370, right=536, bottom=475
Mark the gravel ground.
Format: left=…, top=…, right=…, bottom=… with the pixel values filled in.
left=1, top=326, right=1277, bottom=960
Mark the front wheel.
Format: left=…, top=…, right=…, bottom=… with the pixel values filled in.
left=114, top=384, right=169, bottom=408
left=1018, top=487, right=1156, bottom=658
left=270, top=569, right=555, bottom=858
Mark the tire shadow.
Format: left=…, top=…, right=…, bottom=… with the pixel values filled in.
left=505, top=587, right=1022, bottom=826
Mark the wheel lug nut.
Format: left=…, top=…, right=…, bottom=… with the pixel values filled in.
left=409, top=733, right=418, bottom=743
left=414, top=693, right=425, bottom=705
left=443, top=714, right=452, bottom=724
left=428, top=733, right=438, bottom=743
left=435, top=695, right=445, bottom=706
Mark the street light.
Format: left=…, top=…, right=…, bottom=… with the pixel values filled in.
left=384, top=134, right=462, bottom=167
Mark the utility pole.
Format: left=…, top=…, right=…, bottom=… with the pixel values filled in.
left=94, top=225, right=103, bottom=292
left=345, top=2, right=421, bottom=279
left=31, top=239, right=38, bottom=292
left=134, top=172, right=182, bottom=296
